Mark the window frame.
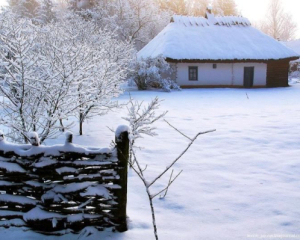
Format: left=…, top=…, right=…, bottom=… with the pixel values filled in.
left=188, top=66, right=198, bottom=81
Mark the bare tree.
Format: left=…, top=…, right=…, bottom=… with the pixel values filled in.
left=157, top=0, right=188, bottom=15
left=187, top=0, right=210, bottom=17
left=212, top=0, right=238, bottom=16
left=257, top=0, right=297, bottom=41
left=123, top=97, right=215, bottom=240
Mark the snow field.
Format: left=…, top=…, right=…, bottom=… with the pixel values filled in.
left=72, top=84, right=300, bottom=239
left=2, top=84, right=300, bottom=239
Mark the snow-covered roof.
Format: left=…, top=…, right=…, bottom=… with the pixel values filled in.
left=283, top=39, right=300, bottom=55
left=138, top=14, right=299, bottom=61
left=171, top=15, right=251, bottom=27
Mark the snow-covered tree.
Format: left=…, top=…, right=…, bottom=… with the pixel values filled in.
left=55, top=0, right=68, bottom=9
left=8, top=0, right=40, bottom=18
left=0, top=12, right=71, bottom=143
left=35, top=0, right=56, bottom=24
left=0, top=10, right=134, bottom=142
left=67, top=0, right=97, bottom=10
left=41, top=13, right=135, bottom=135
left=75, top=0, right=170, bottom=50
left=130, top=55, right=180, bottom=92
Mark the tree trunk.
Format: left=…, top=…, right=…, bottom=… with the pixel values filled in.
left=79, top=121, right=83, bottom=135
left=59, top=119, right=65, bottom=132
left=79, top=113, right=83, bottom=135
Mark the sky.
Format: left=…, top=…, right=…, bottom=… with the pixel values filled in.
left=0, top=0, right=5, bottom=7
left=0, top=0, right=299, bottom=39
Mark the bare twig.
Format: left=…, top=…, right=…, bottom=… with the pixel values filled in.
left=163, top=169, right=183, bottom=199
left=164, top=119, right=192, bottom=141
left=151, top=169, right=183, bottom=199
left=107, top=126, right=114, bottom=133
left=141, top=164, right=148, bottom=173
left=129, top=129, right=215, bottom=240
left=147, top=129, right=216, bottom=188
left=124, top=97, right=216, bottom=240
left=132, top=150, right=146, bottom=177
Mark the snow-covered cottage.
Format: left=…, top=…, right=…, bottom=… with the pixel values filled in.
left=138, top=8, right=299, bottom=88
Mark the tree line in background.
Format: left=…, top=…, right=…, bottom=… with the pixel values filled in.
left=157, top=0, right=238, bottom=17
left=8, top=0, right=297, bottom=43
left=7, top=0, right=171, bottom=50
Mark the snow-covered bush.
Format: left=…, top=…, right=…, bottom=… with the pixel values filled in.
left=289, top=61, right=300, bottom=82
left=289, top=70, right=300, bottom=79
left=130, top=56, right=180, bottom=92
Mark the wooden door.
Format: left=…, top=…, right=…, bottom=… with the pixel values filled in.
left=244, top=67, right=254, bottom=88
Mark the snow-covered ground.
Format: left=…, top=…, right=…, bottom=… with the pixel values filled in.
left=2, top=82, right=300, bottom=240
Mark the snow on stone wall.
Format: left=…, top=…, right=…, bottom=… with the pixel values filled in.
left=0, top=128, right=129, bottom=234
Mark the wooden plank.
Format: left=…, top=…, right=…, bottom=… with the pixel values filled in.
left=267, top=60, right=290, bottom=87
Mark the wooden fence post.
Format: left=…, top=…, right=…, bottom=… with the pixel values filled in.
left=29, top=132, right=40, bottom=146
left=65, top=131, right=73, bottom=144
left=115, top=126, right=129, bottom=232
